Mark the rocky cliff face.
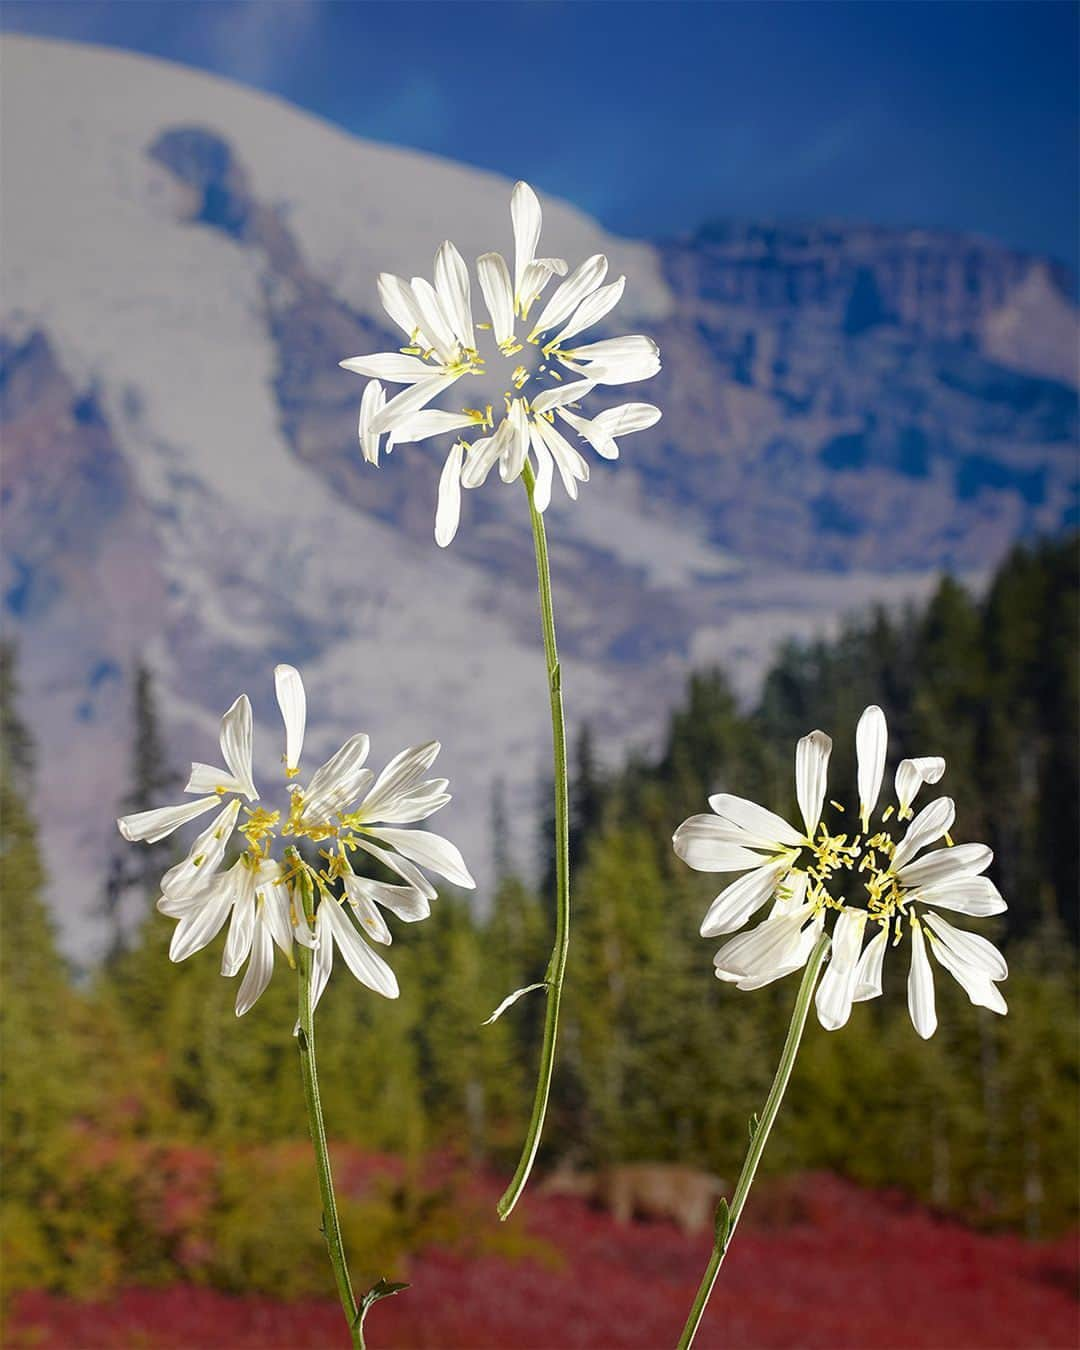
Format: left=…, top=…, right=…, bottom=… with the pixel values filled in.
left=1, top=36, right=1076, bottom=951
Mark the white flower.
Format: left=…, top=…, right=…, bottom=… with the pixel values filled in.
left=118, top=665, right=474, bottom=1016
left=340, top=180, right=662, bottom=546
left=672, top=705, right=1008, bottom=1037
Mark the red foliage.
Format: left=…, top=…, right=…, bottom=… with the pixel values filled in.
left=9, top=1170, right=1077, bottom=1349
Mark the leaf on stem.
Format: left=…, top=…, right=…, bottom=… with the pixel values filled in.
left=482, top=981, right=548, bottom=1026
left=354, top=1278, right=410, bottom=1332
left=748, top=1111, right=759, bottom=1141
left=714, top=1197, right=731, bottom=1249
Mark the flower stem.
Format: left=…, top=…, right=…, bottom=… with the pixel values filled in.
left=293, top=861, right=363, bottom=1349
left=675, top=932, right=832, bottom=1350
left=497, top=461, right=570, bottom=1221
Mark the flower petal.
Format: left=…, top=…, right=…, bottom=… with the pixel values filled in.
left=477, top=251, right=515, bottom=347
left=553, top=275, right=626, bottom=346
left=672, top=814, right=776, bottom=873
left=359, top=741, right=442, bottom=822
left=378, top=272, right=422, bottom=339
left=511, top=181, right=542, bottom=303
left=345, top=872, right=431, bottom=923
left=916, top=876, right=1006, bottom=916
left=713, top=904, right=816, bottom=986
left=530, top=379, right=595, bottom=414
left=907, top=921, right=938, bottom=1039
left=926, top=927, right=1008, bottom=1014
left=434, top=239, right=474, bottom=351
left=461, top=422, right=508, bottom=489
left=895, top=842, right=993, bottom=888
left=891, top=797, right=955, bottom=872
left=160, top=799, right=242, bottom=899
left=592, top=402, right=662, bottom=439
left=342, top=875, right=393, bottom=945
left=274, top=664, right=306, bottom=775
left=351, top=835, right=437, bottom=901
left=235, top=921, right=275, bottom=1017
left=389, top=410, right=479, bottom=449
left=855, top=704, right=887, bottom=829
left=815, top=908, right=868, bottom=1031
left=339, top=353, right=439, bottom=383
left=310, top=906, right=334, bottom=1011
left=358, top=379, right=386, bottom=465
left=533, top=415, right=589, bottom=500
left=362, top=826, right=475, bottom=889
left=894, top=756, right=946, bottom=818
left=852, top=924, right=888, bottom=1002
left=922, top=911, right=1008, bottom=981
left=560, top=335, right=661, bottom=384
left=220, top=695, right=258, bottom=802
left=322, top=898, right=399, bottom=999
left=435, top=442, right=465, bottom=548
left=185, top=764, right=246, bottom=796
left=502, top=398, right=530, bottom=481
left=221, top=876, right=256, bottom=977
left=708, top=793, right=806, bottom=848
left=700, top=858, right=792, bottom=938
left=257, top=865, right=294, bottom=958
left=168, top=874, right=237, bottom=963
left=528, top=421, right=554, bottom=512
left=118, top=795, right=219, bottom=844
left=529, top=254, right=608, bottom=338
left=795, top=730, right=832, bottom=838
left=370, top=375, right=459, bottom=436
left=301, top=734, right=372, bottom=823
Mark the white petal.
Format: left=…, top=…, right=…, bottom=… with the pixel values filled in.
left=359, top=740, right=441, bottom=822
left=389, top=410, right=479, bottom=448
left=529, top=422, right=554, bottom=512
left=118, top=795, right=218, bottom=844
left=907, top=921, right=938, bottom=1039
left=339, top=353, right=438, bottom=383
left=257, top=867, right=294, bottom=958
left=185, top=764, right=246, bottom=796
left=409, top=275, right=459, bottom=364
left=592, top=402, right=662, bottom=438
left=530, top=379, right=595, bottom=414
left=529, top=254, right=608, bottom=337
left=301, top=734, right=372, bottom=823
left=434, top=240, right=474, bottom=350
left=357, top=379, right=386, bottom=465
left=344, top=872, right=431, bottom=923
left=519, top=258, right=568, bottom=312
left=852, top=924, right=888, bottom=1002
left=891, top=797, right=955, bottom=872
left=435, top=442, right=464, bottom=548
left=894, top=756, right=946, bottom=817
left=168, top=875, right=237, bottom=963
left=220, top=695, right=258, bottom=802
left=922, top=912, right=1008, bottom=981
left=708, top=793, right=806, bottom=848
left=342, top=876, right=393, bottom=945
left=274, top=664, right=306, bottom=775
left=502, top=399, right=529, bottom=481
left=672, top=814, right=776, bottom=873
left=322, top=898, right=399, bottom=999
left=699, top=859, right=792, bottom=937
left=369, top=375, right=459, bottom=436
left=235, top=921, right=275, bottom=1016
left=895, top=842, right=993, bottom=888
left=926, top=929, right=1008, bottom=1014
left=561, top=335, right=661, bottom=384
left=310, top=906, right=333, bottom=1010
left=553, top=275, right=626, bottom=346
left=377, top=272, right=422, bottom=339
left=855, top=705, right=887, bottom=828
left=511, top=181, right=542, bottom=302
left=733, top=910, right=825, bottom=990
left=222, top=877, right=256, bottom=977
left=477, top=251, right=515, bottom=346
left=350, top=835, right=437, bottom=901
left=556, top=406, right=619, bottom=460
left=461, top=422, right=509, bottom=489
left=795, top=730, right=832, bottom=838
left=362, top=826, right=475, bottom=889
left=916, top=876, right=1006, bottom=917
left=815, top=908, right=868, bottom=1031
left=160, top=799, right=241, bottom=899
left=713, top=904, right=815, bottom=985
left=532, top=415, right=589, bottom=500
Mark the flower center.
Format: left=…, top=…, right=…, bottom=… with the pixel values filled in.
left=800, top=813, right=907, bottom=934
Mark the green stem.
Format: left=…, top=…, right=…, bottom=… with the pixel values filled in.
left=497, top=461, right=570, bottom=1221
left=675, top=933, right=831, bottom=1350
left=292, top=856, right=363, bottom=1349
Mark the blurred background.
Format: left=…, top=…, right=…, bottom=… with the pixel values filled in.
left=1, top=3, right=1077, bottom=1347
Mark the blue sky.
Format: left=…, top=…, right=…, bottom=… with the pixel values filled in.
left=5, top=0, right=1078, bottom=269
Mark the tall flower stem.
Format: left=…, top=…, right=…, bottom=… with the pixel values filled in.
left=292, top=856, right=363, bottom=1349
left=497, top=461, right=571, bottom=1221
left=676, top=932, right=832, bottom=1350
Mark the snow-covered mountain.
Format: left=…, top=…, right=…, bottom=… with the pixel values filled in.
left=2, top=36, right=1076, bottom=954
